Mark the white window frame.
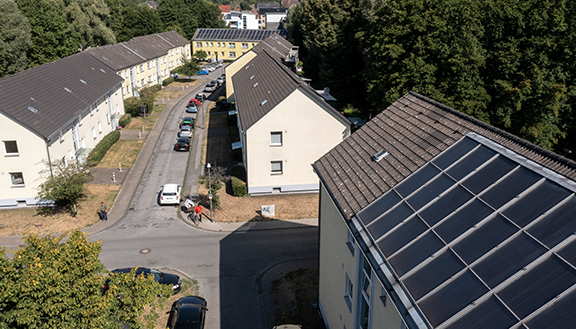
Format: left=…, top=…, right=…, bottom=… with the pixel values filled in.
left=221, top=51, right=224, bottom=57
left=98, top=122, right=102, bottom=133
left=228, top=42, right=235, bottom=48
left=196, top=42, right=202, bottom=47
left=106, top=113, right=110, bottom=124
left=242, top=43, right=248, bottom=49
left=346, top=230, right=355, bottom=255
left=270, top=132, right=282, bottom=146
left=3, top=140, right=19, bottom=156
left=9, top=172, right=25, bottom=187
left=345, top=273, right=353, bottom=311
left=59, top=130, right=64, bottom=143
left=92, top=127, right=96, bottom=139
left=229, top=52, right=236, bottom=58
left=271, top=161, right=283, bottom=174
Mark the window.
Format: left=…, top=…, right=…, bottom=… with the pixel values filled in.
left=10, top=172, right=24, bottom=186
left=122, top=87, right=125, bottom=95
left=140, top=64, right=144, bottom=71
left=271, top=161, right=282, bottom=174
left=98, top=122, right=102, bottom=133
left=346, top=230, right=355, bottom=255
left=217, top=42, right=220, bottom=47
left=207, top=51, right=211, bottom=56
left=210, top=42, right=213, bottom=47
left=241, top=43, right=248, bottom=49
left=90, top=104, right=94, bottom=116
left=141, top=78, right=145, bottom=86
left=171, top=50, right=174, bottom=55
left=147, top=62, right=151, bottom=69
left=106, top=113, right=110, bottom=124
left=59, top=130, right=64, bottom=142
left=3, top=141, right=18, bottom=156
left=149, top=75, right=153, bottom=82
left=229, top=52, right=236, bottom=58
left=92, top=127, right=96, bottom=139
left=136, top=66, right=139, bottom=73
left=221, top=52, right=224, bottom=57
left=121, top=71, right=124, bottom=78
left=380, top=284, right=387, bottom=306
left=205, top=42, right=208, bottom=47
left=270, top=132, right=282, bottom=146
left=228, top=43, right=235, bottom=48
left=345, top=274, right=353, bottom=311
left=177, top=59, right=181, bottom=65
left=196, top=42, right=202, bottom=47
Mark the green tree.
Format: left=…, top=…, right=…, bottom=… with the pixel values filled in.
left=158, top=0, right=225, bottom=40
left=61, top=0, right=116, bottom=49
left=239, top=1, right=251, bottom=10
left=0, top=0, right=31, bottom=77
left=104, top=0, right=123, bottom=39
left=16, top=0, right=80, bottom=67
left=173, top=55, right=200, bottom=76
left=0, top=231, right=171, bottom=329
left=36, top=159, right=93, bottom=217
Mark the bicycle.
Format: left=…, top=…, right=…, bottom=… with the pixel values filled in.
left=188, top=212, right=200, bottom=226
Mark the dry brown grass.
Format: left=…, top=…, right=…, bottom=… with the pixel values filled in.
left=96, top=140, right=144, bottom=169
left=152, top=103, right=166, bottom=114
left=125, top=115, right=159, bottom=131
left=0, top=184, right=120, bottom=237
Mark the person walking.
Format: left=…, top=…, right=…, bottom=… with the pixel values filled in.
left=100, top=202, right=108, bottom=221
left=193, top=204, right=203, bottom=223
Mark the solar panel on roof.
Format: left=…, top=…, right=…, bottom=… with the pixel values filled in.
left=434, top=199, right=493, bottom=243
left=462, top=155, right=517, bottom=194
left=480, top=166, right=541, bottom=209
left=527, top=195, right=576, bottom=248
left=358, top=190, right=401, bottom=225
left=367, top=201, right=413, bottom=239
left=419, top=185, right=473, bottom=226
left=526, top=289, right=576, bottom=329
left=379, top=216, right=428, bottom=257
left=396, top=164, right=440, bottom=197
left=446, top=145, right=497, bottom=180
left=387, top=231, right=445, bottom=276
left=432, top=136, right=478, bottom=169
left=406, top=173, right=454, bottom=210
left=558, top=239, right=576, bottom=267
left=445, top=295, right=518, bottom=329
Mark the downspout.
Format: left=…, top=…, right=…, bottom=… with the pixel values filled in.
left=45, top=137, right=53, bottom=178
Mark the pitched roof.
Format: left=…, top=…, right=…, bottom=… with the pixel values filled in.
left=85, top=31, right=189, bottom=71
left=314, top=91, right=576, bottom=328
left=192, top=28, right=288, bottom=42
left=281, top=0, right=300, bottom=7
left=0, top=52, right=123, bottom=140
left=251, top=33, right=292, bottom=63
left=232, top=48, right=348, bottom=131
left=218, top=5, right=231, bottom=12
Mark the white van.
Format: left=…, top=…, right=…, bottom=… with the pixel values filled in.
left=160, top=184, right=181, bottom=205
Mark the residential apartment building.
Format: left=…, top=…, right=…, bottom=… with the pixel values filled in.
left=232, top=49, right=350, bottom=194
left=192, top=28, right=288, bottom=62
left=0, top=52, right=124, bottom=208
left=85, top=31, right=190, bottom=99
left=224, top=33, right=295, bottom=100
left=313, top=91, right=576, bottom=329
left=224, top=11, right=260, bottom=29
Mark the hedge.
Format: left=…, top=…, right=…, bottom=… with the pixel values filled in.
left=123, top=96, right=154, bottom=117
left=119, top=113, right=131, bottom=127
left=162, top=77, right=175, bottom=86
left=86, top=130, right=120, bottom=166
left=231, top=177, right=248, bottom=196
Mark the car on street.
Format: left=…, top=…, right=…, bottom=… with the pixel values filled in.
left=198, top=70, right=209, bottom=75
left=180, top=117, right=194, bottom=128
left=159, top=183, right=182, bottom=205
left=188, top=98, right=201, bottom=107
left=105, top=267, right=182, bottom=294
left=174, top=137, right=191, bottom=151
left=186, top=104, right=198, bottom=113
left=216, top=77, right=224, bottom=87
left=210, top=80, right=218, bottom=89
left=196, top=93, right=205, bottom=101
left=167, top=295, right=207, bottom=329
left=204, top=82, right=216, bottom=92
left=179, top=125, right=193, bottom=138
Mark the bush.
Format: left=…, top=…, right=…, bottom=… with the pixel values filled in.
left=231, top=165, right=246, bottom=181
left=118, top=113, right=131, bottom=127
left=162, top=77, right=175, bottom=86
left=140, top=85, right=161, bottom=98
left=231, top=177, right=248, bottom=196
left=342, top=104, right=362, bottom=117
left=123, top=96, right=154, bottom=117
left=86, top=130, right=121, bottom=166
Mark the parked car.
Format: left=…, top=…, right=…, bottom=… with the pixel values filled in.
left=174, top=137, right=191, bottom=151
left=105, top=267, right=182, bottom=294
left=167, top=296, right=207, bottom=329
left=180, top=117, right=194, bottom=128
left=186, top=104, right=198, bottom=113
left=204, top=83, right=216, bottom=92
left=198, top=70, right=209, bottom=75
left=160, top=184, right=182, bottom=205
left=210, top=80, right=218, bottom=88
left=179, top=125, right=193, bottom=138
left=216, top=77, right=224, bottom=87
left=188, top=98, right=201, bottom=107
left=196, top=93, right=205, bottom=102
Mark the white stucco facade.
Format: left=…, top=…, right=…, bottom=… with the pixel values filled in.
left=0, top=85, right=124, bottom=208
left=243, top=89, right=350, bottom=194
left=318, top=184, right=407, bottom=329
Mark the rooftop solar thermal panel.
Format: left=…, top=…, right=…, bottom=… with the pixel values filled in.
left=445, top=295, right=518, bottom=329
left=432, top=136, right=478, bottom=169
left=379, top=216, right=428, bottom=257
left=388, top=231, right=445, bottom=276
left=419, top=185, right=473, bottom=226
left=479, top=166, right=541, bottom=209
left=406, top=173, right=454, bottom=210
left=557, top=239, right=576, bottom=267
left=357, top=190, right=402, bottom=225
left=461, top=155, right=517, bottom=194
left=366, top=201, right=413, bottom=239
left=434, top=199, right=493, bottom=243
left=527, top=196, right=576, bottom=248
left=446, top=145, right=496, bottom=180
left=525, top=289, right=576, bottom=329
left=396, top=164, right=440, bottom=197
left=403, top=249, right=465, bottom=300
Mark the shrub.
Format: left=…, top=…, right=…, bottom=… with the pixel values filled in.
left=217, top=96, right=226, bottom=103
left=162, top=77, right=175, bottom=86
left=231, top=165, right=246, bottom=181
left=123, top=96, right=154, bottom=117
left=231, top=177, right=248, bottom=196
left=86, top=130, right=120, bottom=166
left=118, top=113, right=131, bottom=127
left=342, top=104, right=362, bottom=117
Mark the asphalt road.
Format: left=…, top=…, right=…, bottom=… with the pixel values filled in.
left=93, top=70, right=319, bottom=329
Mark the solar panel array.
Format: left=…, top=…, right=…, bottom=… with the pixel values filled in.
left=194, top=28, right=288, bottom=42
left=357, top=135, right=576, bottom=328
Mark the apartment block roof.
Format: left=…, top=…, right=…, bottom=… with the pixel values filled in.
left=252, top=33, right=292, bottom=63
left=0, top=52, right=123, bottom=140
left=219, top=5, right=231, bottom=13
left=85, top=31, right=189, bottom=71
left=192, top=28, right=288, bottom=42
left=231, top=48, right=348, bottom=132
left=314, top=91, right=576, bottom=329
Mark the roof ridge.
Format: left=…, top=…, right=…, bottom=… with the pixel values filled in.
left=409, top=91, right=576, bottom=171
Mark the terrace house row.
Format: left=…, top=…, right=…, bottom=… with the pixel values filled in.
left=85, top=31, right=190, bottom=99
left=314, top=92, right=576, bottom=329
left=0, top=52, right=125, bottom=208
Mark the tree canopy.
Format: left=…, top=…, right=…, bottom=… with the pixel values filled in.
left=0, top=231, right=172, bottom=329
left=0, top=0, right=31, bottom=78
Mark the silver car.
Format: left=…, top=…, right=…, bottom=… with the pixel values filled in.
left=179, top=125, right=193, bottom=138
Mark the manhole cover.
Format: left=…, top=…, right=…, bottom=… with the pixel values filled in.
left=140, top=248, right=151, bottom=254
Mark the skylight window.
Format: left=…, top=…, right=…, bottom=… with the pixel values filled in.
left=64, top=87, right=71, bottom=93
left=372, top=149, right=388, bottom=162
left=80, top=79, right=86, bottom=84
left=100, top=68, right=106, bottom=73
left=245, top=65, right=250, bottom=69
left=28, top=106, right=38, bottom=113
left=260, top=100, right=268, bottom=106
left=250, top=75, right=255, bottom=79
left=253, top=83, right=259, bottom=88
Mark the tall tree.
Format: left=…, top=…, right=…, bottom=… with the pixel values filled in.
left=16, top=0, right=80, bottom=67
left=116, top=5, right=161, bottom=42
left=60, top=0, right=116, bottom=48
left=0, top=0, right=31, bottom=77
left=158, top=0, right=225, bottom=40
left=0, top=231, right=172, bottom=329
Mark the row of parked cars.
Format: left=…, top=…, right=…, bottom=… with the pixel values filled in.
left=104, top=267, right=207, bottom=329
left=198, top=62, right=222, bottom=75
left=204, top=74, right=225, bottom=93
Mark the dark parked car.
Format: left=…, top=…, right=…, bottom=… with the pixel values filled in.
left=168, top=296, right=207, bottom=329
left=174, top=137, right=191, bottom=151
left=104, top=267, right=182, bottom=294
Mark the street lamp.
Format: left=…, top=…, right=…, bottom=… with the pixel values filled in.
left=207, top=163, right=213, bottom=222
